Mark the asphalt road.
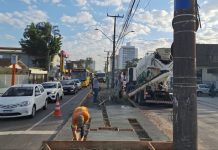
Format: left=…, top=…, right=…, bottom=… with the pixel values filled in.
left=137, top=96, right=218, bottom=150
left=0, top=87, right=90, bottom=150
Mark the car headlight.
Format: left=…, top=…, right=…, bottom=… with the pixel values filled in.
left=51, top=91, right=56, bottom=94
left=18, top=101, right=31, bottom=107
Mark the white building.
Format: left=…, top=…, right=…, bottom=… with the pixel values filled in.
left=118, top=42, right=138, bottom=69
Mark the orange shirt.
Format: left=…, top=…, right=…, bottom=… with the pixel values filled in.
left=72, top=106, right=90, bottom=126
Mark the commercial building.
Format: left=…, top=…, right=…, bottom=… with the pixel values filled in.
left=196, top=44, right=218, bottom=84
left=118, top=42, right=138, bottom=69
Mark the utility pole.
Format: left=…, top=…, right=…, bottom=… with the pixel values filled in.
left=104, top=50, right=110, bottom=88
left=107, top=13, right=123, bottom=88
left=173, top=0, right=198, bottom=150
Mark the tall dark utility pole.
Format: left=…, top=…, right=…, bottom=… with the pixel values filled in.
left=173, top=0, right=198, bottom=150
left=107, top=14, right=123, bottom=88
left=104, top=51, right=110, bottom=89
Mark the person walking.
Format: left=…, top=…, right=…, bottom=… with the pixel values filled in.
left=92, top=74, right=99, bottom=103
left=209, top=83, right=216, bottom=97
left=71, top=106, right=90, bottom=141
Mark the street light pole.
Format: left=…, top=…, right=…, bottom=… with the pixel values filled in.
left=104, top=50, right=110, bottom=89
left=107, top=14, right=123, bottom=88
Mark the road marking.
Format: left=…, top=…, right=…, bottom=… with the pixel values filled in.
left=0, top=130, right=57, bottom=135
left=26, top=89, right=89, bottom=131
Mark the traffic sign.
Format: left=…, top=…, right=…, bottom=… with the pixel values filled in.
left=11, top=54, right=17, bottom=64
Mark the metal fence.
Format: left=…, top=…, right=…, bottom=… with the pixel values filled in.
left=0, top=74, right=29, bottom=88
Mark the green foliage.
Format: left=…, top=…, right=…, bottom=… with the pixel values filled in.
left=125, top=58, right=139, bottom=69
left=77, top=57, right=94, bottom=71
left=20, top=22, right=62, bottom=69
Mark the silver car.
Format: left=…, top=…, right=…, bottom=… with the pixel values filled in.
left=197, top=84, right=210, bottom=96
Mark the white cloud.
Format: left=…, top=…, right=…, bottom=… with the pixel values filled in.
left=62, top=28, right=112, bottom=71
left=0, top=8, right=48, bottom=28
left=61, top=11, right=96, bottom=26
left=75, top=0, right=87, bottom=6
left=130, top=23, right=151, bottom=36
left=131, top=38, right=172, bottom=58
left=42, top=0, right=65, bottom=6
left=91, top=0, right=128, bottom=7
left=20, top=0, right=31, bottom=4
left=135, top=9, right=173, bottom=32
left=51, top=0, right=62, bottom=4
left=3, top=34, right=16, bottom=40
left=196, top=0, right=218, bottom=43
left=20, top=0, right=36, bottom=5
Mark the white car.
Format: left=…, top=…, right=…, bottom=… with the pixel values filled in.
left=71, top=79, right=82, bottom=90
left=42, top=82, right=64, bottom=102
left=0, top=84, right=47, bottom=118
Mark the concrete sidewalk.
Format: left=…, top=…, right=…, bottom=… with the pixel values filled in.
left=54, top=95, right=170, bottom=142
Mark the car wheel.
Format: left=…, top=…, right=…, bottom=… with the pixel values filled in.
left=43, top=100, right=48, bottom=110
left=30, top=105, right=36, bottom=118
left=197, top=91, right=202, bottom=97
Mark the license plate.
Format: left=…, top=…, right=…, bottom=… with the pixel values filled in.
left=64, top=90, right=68, bottom=92
left=3, top=109, right=13, bottom=112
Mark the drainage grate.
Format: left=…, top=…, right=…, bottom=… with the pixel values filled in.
left=101, top=106, right=111, bottom=127
left=128, top=118, right=152, bottom=141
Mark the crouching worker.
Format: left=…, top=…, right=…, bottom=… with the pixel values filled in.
left=71, top=106, right=90, bottom=141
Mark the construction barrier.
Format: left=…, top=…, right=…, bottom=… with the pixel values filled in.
left=42, top=141, right=172, bottom=150
left=53, top=100, right=62, bottom=117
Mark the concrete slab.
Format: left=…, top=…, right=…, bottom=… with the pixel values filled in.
left=87, top=130, right=139, bottom=141
left=54, top=119, right=72, bottom=141
left=54, top=97, right=170, bottom=142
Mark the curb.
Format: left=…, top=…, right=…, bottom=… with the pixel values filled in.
left=78, top=90, right=91, bottom=106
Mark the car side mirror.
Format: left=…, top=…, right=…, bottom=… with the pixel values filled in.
left=58, top=86, right=61, bottom=89
left=35, top=91, right=41, bottom=96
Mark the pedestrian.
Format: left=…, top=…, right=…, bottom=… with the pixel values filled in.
left=92, top=74, right=99, bottom=103
left=71, top=106, right=90, bottom=141
left=209, top=83, right=216, bottom=97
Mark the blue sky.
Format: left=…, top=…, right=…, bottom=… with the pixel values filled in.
left=0, top=0, right=217, bottom=70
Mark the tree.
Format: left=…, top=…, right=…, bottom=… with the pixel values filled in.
left=125, top=58, right=139, bottom=69
left=20, top=22, right=62, bottom=70
left=77, top=58, right=94, bottom=71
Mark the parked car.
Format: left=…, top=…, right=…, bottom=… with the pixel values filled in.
left=0, top=84, right=47, bottom=118
left=71, top=79, right=82, bottom=90
left=61, top=80, right=77, bottom=94
left=42, top=82, right=64, bottom=102
left=197, top=84, right=210, bottom=96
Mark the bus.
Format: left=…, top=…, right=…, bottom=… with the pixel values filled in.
left=71, top=69, right=90, bottom=87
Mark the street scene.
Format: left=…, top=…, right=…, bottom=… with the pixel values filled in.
left=0, top=0, right=218, bottom=150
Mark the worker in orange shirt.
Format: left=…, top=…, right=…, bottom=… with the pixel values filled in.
left=71, top=106, right=90, bottom=141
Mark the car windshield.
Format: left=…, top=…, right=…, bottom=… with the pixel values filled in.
left=97, top=73, right=105, bottom=77
left=199, top=84, right=210, bottom=88
left=42, top=83, right=57, bottom=89
left=61, top=80, right=74, bottom=85
left=2, top=87, right=33, bottom=97
left=72, top=79, right=80, bottom=83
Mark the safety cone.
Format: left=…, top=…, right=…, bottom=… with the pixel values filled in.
left=53, top=99, right=62, bottom=117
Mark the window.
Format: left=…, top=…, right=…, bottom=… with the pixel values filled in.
left=39, top=85, right=44, bottom=93
left=58, top=83, right=62, bottom=88
left=35, top=86, right=40, bottom=93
